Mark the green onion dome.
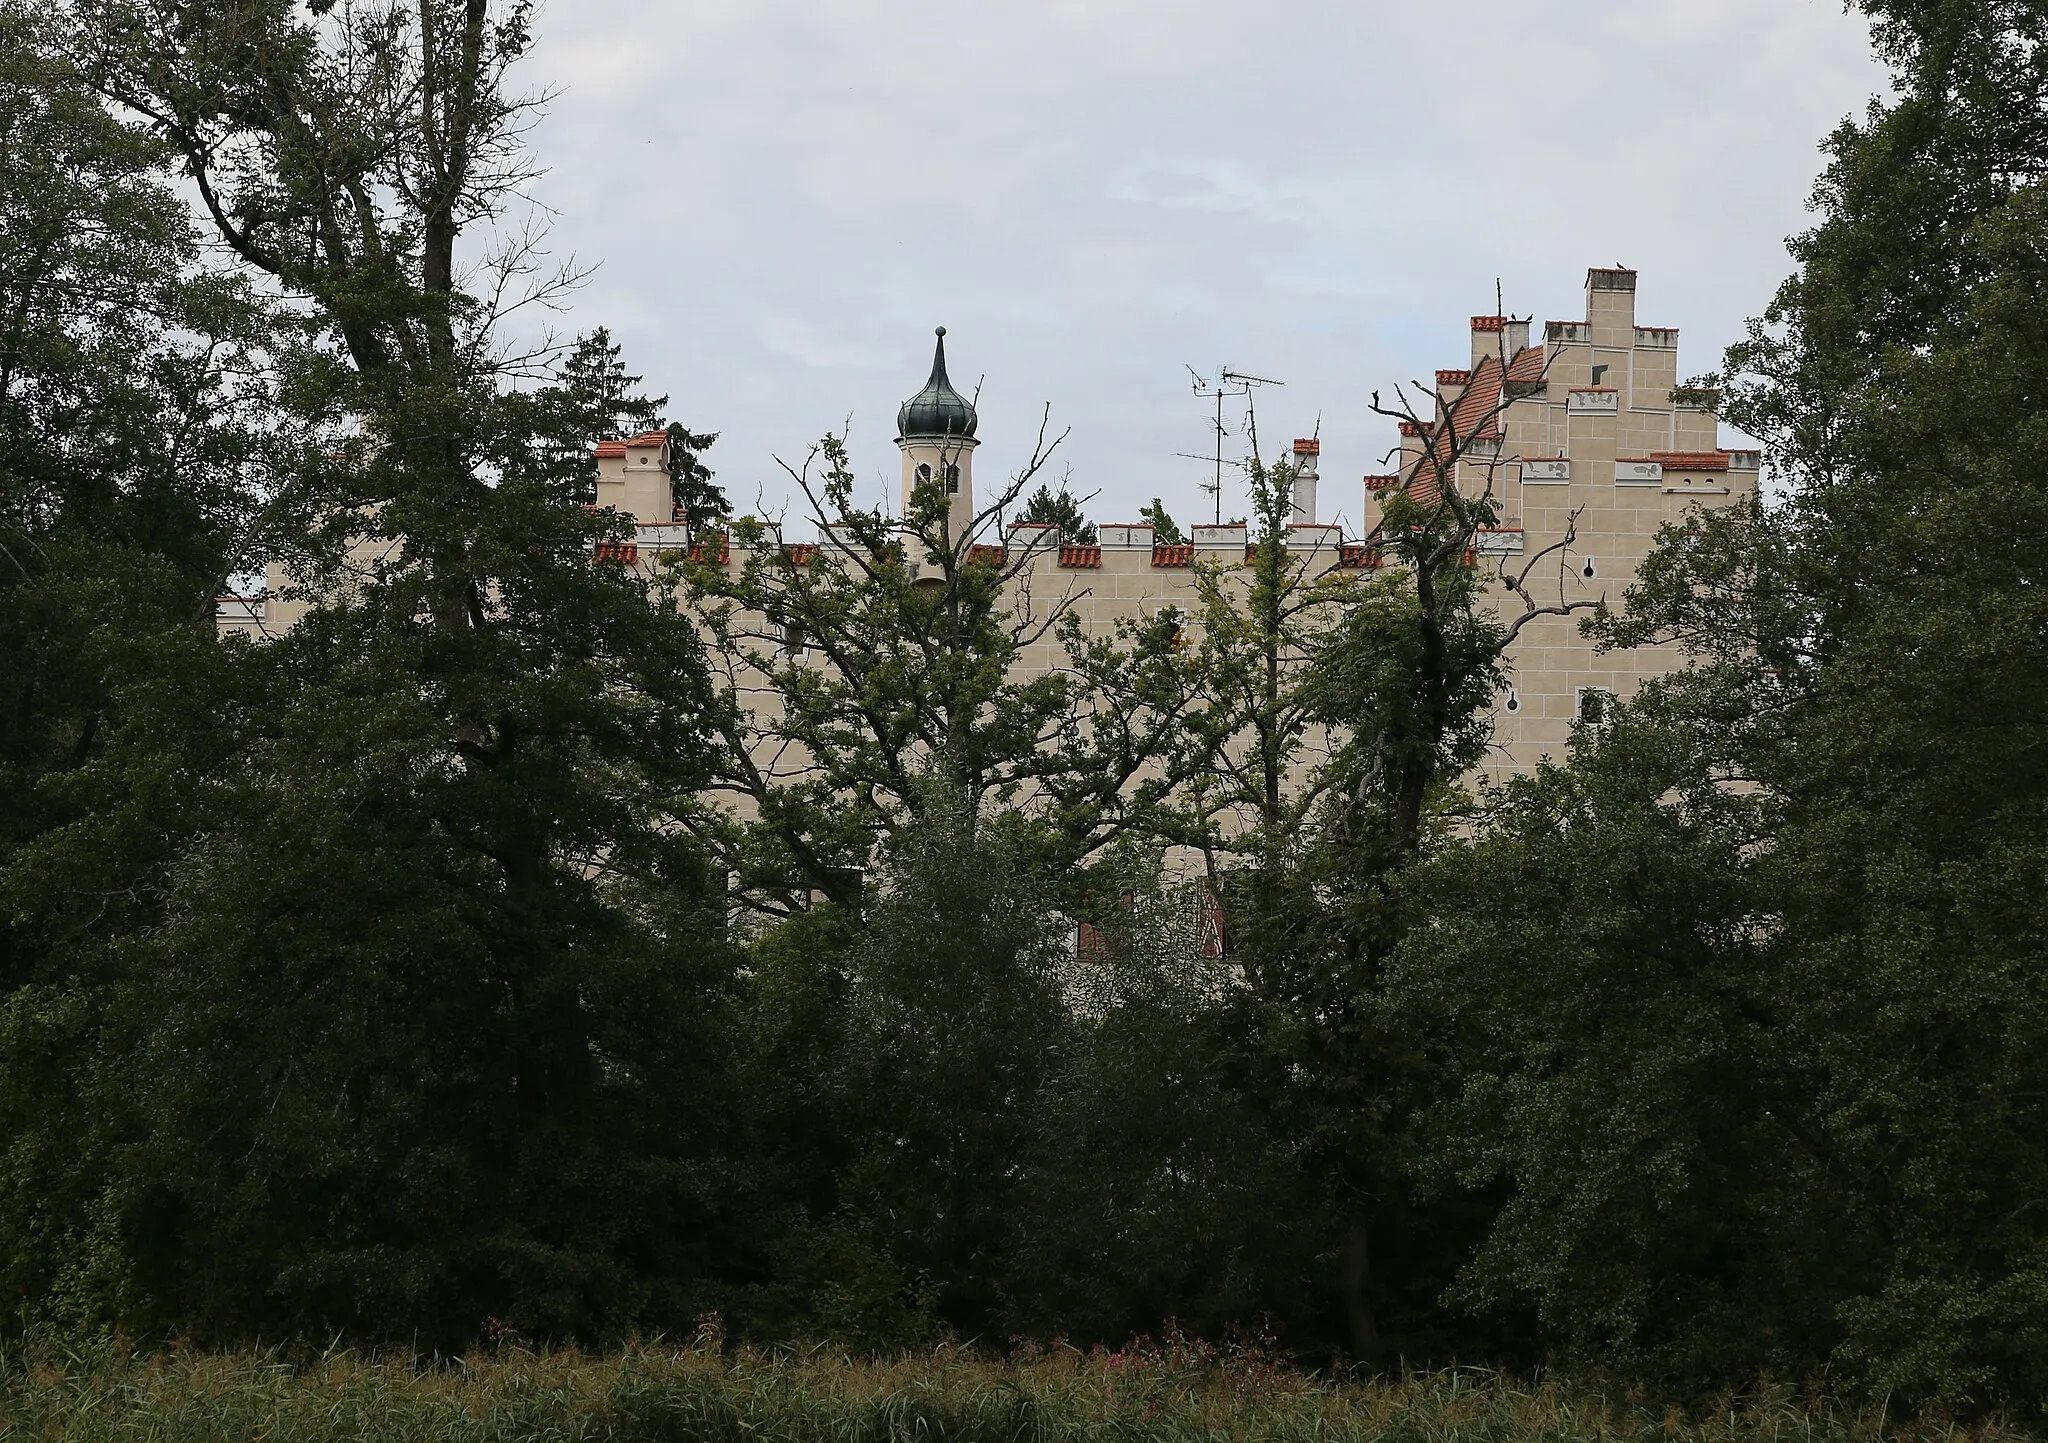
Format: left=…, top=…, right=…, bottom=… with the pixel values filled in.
left=896, top=327, right=978, bottom=440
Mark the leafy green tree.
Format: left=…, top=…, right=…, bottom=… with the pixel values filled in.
left=1004, top=873, right=1338, bottom=1348
left=1389, top=0, right=2048, bottom=1407
left=0, top=0, right=280, bottom=1328
left=0, top=0, right=746, bottom=1346
left=682, top=431, right=1196, bottom=917
left=1171, top=357, right=1582, bottom=1363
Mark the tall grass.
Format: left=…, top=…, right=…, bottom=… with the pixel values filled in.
left=0, top=1338, right=2016, bottom=1443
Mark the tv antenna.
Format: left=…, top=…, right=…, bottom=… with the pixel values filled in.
left=1181, top=366, right=1285, bottom=523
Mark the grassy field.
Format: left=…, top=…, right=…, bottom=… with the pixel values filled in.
left=0, top=1339, right=2016, bottom=1443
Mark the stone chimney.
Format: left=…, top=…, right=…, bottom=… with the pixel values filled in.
left=1290, top=438, right=1320, bottom=523
left=1470, top=315, right=1508, bottom=369
left=1586, top=267, right=1637, bottom=348
left=595, top=432, right=672, bottom=524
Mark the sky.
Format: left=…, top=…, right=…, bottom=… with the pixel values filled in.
left=504, top=0, right=1889, bottom=537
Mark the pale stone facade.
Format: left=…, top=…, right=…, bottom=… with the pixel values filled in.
left=1371, top=267, right=1757, bottom=782
left=217, top=266, right=1754, bottom=797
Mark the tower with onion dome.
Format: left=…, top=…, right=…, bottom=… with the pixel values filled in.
left=896, top=327, right=979, bottom=540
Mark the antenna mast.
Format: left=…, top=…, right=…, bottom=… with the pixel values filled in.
left=1185, top=366, right=1285, bottom=524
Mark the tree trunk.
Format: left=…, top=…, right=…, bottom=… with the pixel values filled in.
left=1343, top=1210, right=1385, bottom=1368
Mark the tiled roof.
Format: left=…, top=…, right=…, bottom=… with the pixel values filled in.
left=1471, top=315, right=1506, bottom=332
left=595, top=431, right=667, bottom=460
left=1436, top=369, right=1471, bottom=385
left=1152, top=544, right=1195, bottom=567
left=1059, top=544, right=1101, bottom=568
left=1650, top=450, right=1732, bottom=471
left=1393, top=340, right=1546, bottom=506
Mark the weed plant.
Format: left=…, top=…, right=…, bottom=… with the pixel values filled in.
left=0, top=1334, right=2019, bottom=1443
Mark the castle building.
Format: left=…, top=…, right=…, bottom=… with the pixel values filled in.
left=217, top=266, right=1755, bottom=790
left=1372, top=266, right=1758, bottom=780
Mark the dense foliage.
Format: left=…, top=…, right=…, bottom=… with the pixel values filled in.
left=0, top=0, right=2044, bottom=1420
left=1386, top=0, right=2048, bottom=1409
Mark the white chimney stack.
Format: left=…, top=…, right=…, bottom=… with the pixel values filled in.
left=1290, top=438, right=1320, bottom=523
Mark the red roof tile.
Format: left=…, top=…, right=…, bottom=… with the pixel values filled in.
left=595, top=440, right=626, bottom=459
left=1152, top=544, right=1195, bottom=567
left=1650, top=450, right=1732, bottom=471
left=1471, top=315, right=1506, bottom=332
left=623, top=431, right=667, bottom=448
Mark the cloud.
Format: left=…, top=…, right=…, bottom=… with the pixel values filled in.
left=507, top=0, right=1883, bottom=530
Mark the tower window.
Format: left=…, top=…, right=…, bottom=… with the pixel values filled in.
left=946, top=463, right=960, bottom=493
left=916, top=463, right=932, bottom=485
left=1575, top=686, right=1614, bottom=726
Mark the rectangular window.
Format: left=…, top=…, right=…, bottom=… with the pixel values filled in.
left=1575, top=685, right=1614, bottom=726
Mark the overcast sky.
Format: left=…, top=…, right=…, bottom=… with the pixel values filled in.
left=507, top=0, right=1888, bottom=535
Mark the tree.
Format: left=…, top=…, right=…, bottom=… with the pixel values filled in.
left=542, top=330, right=724, bottom=523
left=555, top=327, right=665, bottom=442
left=680, top=427, right=1197, bottom=917
left=0, top=0, right=279, bottom=1329
left=1, top=0, right=746, bottom=1345
left=1018, top=483, right=1095, bottom=544
left=1162, top=332, right=1588, bottom=1363
left=1139, top=497, right=1183, bottom=545
left=1388, top=0, right=2048, bottom=1407
left=667, top=419, right=727, bottom=535
left=1004, top=873, right=1337, bottom=1349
